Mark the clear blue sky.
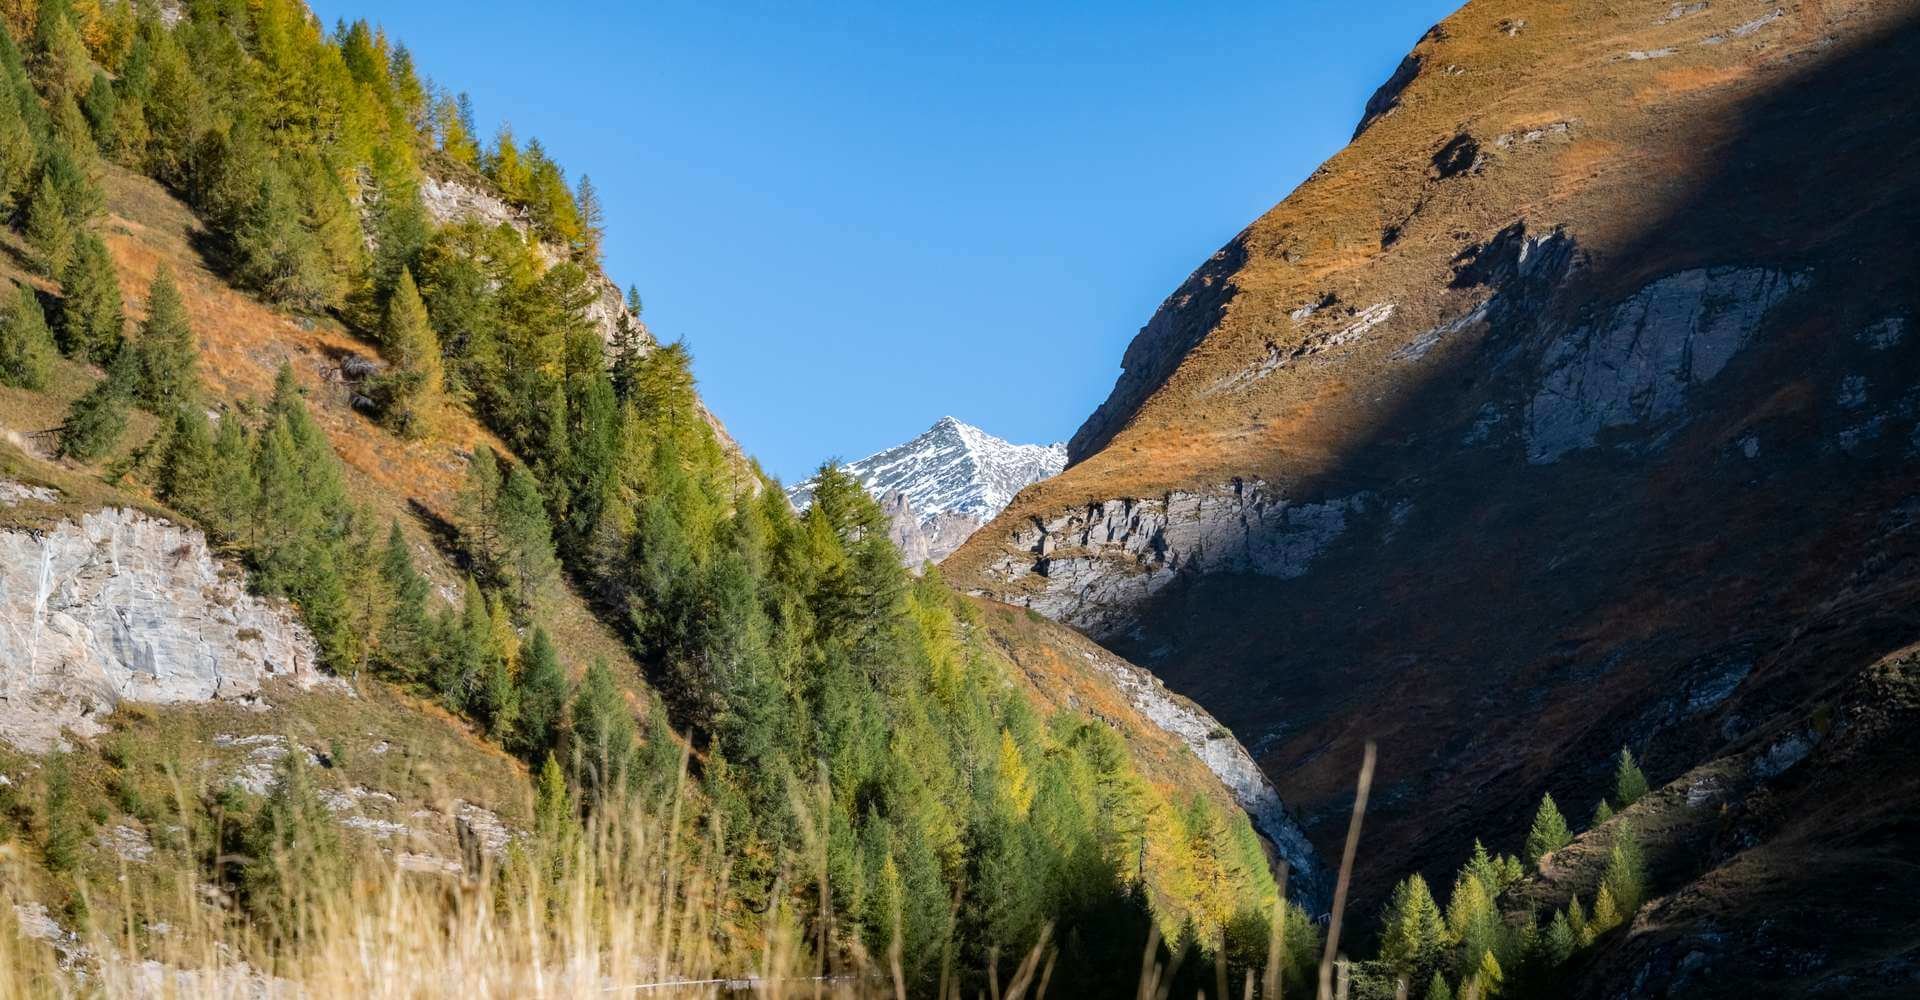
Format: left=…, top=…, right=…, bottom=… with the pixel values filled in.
left=308, top=1, right=1458, bottom=484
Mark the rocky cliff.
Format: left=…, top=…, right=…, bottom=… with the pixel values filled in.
left=951, top=1, right=1920, bottom=990
left=0, top=482, right=323, bottom=750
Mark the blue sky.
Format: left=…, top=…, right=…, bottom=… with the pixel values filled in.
left=308, top=1, right=1459, bottom=484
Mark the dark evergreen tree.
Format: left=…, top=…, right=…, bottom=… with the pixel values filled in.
left=514, top=627, right=568, bottom=761
left=568, top=657, right=637, bottom=806
left=25, top=171, right=73, bottom=276
left=1525, top=792, right=1572, bottom=866
left=0, top=283, right=54, bottom=388
left=56, top=230, right=123, bottom=363
left=132, top=264, right=197, bottom=413
left=58, top=343, right=134, bottom=460
left=1614, top=747, right=1649, bottom=808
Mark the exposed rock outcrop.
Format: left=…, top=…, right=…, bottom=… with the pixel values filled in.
left=1526, top=267, right=1806, bottom=463
left=1067, top=639, right=1329, bottom=907
left=985, top=480, right=1371, bottom=637
left=0, top=502, right=322, bottom=749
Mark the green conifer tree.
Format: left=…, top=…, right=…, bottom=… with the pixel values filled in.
left=241, top=748, right=347, bottom=936
left=1601, top=821, right=1645, bottom=915
left=1381, top=873, right=1449, bottom=978
left=514, top=627, right=568, bottom=761
left=1591, top=883, right=1620, bottom=934
left=497, top=463, right=558, bottom=611
left=0, top=283, right=54, bottom=388
left=374, top=521, right=432, bottom=682
left=58, top=344, right=133, bottom=460
left=1545, top=910, right=1575, bottom=966
left=0, top=77, right=37, bottom=211
left=56, top=231, right=123, bottom=363
left=1613, top=747, right=1649, bottom=807
left=1426, top=971, right=1454, bottom=1000
left=569, top=657, right=637, bottom=806
left=1525, top=792, right=1572, bottom=866
left=157, top=406, right=217, bottom=522
left=25, top=172, right=74, bottom=277
left=132, top=264, right=196, bottom=413
left=203, top=411, right=257, bottom=545
left=373, top=268, right=442, bottom=438
left=1592, top=799, right=1614, bottom=826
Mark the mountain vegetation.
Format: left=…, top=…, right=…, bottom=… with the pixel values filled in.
left=0, top=2, right=1316, bottom=994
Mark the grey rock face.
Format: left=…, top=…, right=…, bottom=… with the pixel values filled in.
left=880, top=492, right=985, bottom=571
left=0, top=507, right=322, bottom=750
left=986, top=480, right=1368, bottom=637
left=1069, top=642, right=1328, bottom=909
left=1525, top=267, right=1804, bottom=463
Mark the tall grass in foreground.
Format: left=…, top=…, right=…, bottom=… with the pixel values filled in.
left=0, top=745, right=1351, bottom=1000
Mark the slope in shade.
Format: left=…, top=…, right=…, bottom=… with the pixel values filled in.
left=951, top=2, right=1920, bottom=993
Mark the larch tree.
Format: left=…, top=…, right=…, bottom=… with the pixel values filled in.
left=1525, top=793, right=1573, bottom=866
left=25, top=172, right=74, bottom=277
left=0, top=282, right=54, bottom=388
left=56, top=230, right=122, bottom=362
left=374, top=267, right=442, bottom=438
left=1613, top=747, right=1649, bottom=807
left=132, top=264, right=197, bottom=413
left=57, top=342, right=133, bottom=460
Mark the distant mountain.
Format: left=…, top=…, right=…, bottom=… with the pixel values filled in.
left=789, top=417, right=1067, bottom=564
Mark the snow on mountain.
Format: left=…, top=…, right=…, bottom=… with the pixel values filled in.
left=788, top=417, right=1067, bottom=564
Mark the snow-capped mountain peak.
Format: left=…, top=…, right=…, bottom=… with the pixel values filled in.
left=790, top=417, right=1067, bottom=526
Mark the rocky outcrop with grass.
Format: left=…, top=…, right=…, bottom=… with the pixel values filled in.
left=0, top=487, right=321, bottom=750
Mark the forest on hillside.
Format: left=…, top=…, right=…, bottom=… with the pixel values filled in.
left=0, top=3, right=1678, bottom=998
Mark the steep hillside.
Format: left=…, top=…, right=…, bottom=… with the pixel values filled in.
left=952, top=0, right=1920, bottom=986
left=0, top=7, right=1315, bottom=987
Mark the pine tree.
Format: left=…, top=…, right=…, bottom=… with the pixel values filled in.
left=157, top=406, right=216, bottom=522
left=1470, top=949, right=1504, bottom=999
left=80, top=69, right=116, bottom=148
left=1592, top=799, right=1614, bottom=826
left=1525, top=793, right=1572, bottom=866
left=56, top=230, right=122, bottom=362
left=569, top=657, right=637, bottom=806
left=203, top=411, right=256, bottom=545
left=497, top=463, right=558, bottom=611
left=1613, top=747, right=1649, bottom=807
left=1544, top=910, right=1576, bottom=966
left=30, top=0, right=92, bottom=103
left=1381, top=873, right=1449, bottom=978
left=241, top=747, right=347, bottom=936
left=25, top=172, right=74, bottom=277
left=459, top=446, right=505, bottom=577
left=40, top=751, right=82, bottom=872
left=131, top=264, right=196, bottom=413
left=0, top=283, right=54, bottom=388
left=574, top=173, right=603, bottom=261
left=374, top=521, right=433, bottom=681
left=1601, top=821, right=1645, bottom=915
left=58, top=343, right=132, bottom=460
left=995, top=729, right=1035, bottom=818
left=1590, top=883, right=1620, bottom=934
left=373, top=268, right=442, bottom=438
left=1464, top=839, right=1500, bottom=895
left=1566, top=893, right=1589, bottom=944
left=1426, top=971, right=1454, bottom=1000
left=514, top=626, right=567, bottom=761
left=0, top=76, right=36, bottom=211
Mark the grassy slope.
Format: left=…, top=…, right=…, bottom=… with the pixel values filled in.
left=0, top=159, right=1291, bottom=952
left=947, top=0, right=1920, bottom=910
